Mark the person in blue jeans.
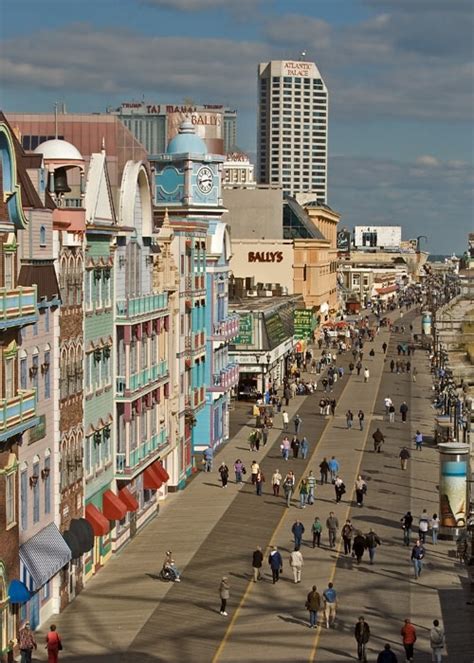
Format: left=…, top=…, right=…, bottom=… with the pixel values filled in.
left=414, top=430, right=423, bottom=451
left=291, top=519, right=305, bottom=550
left=300, top=436, right=309, bottom=459
left=411, top=539, right=425, bottom=579
left=328, top=456, right=339, bottom=482
left=306, top=585, right=322, bottom=628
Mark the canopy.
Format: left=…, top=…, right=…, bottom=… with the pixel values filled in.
left=19, top=523, right=72, bottom=591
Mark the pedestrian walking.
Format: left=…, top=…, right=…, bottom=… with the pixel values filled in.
left=353, top=531, right=366, bottom=564
left=401, top=511, right=413, bottom=546
left=319, top=457, right=329, bottom=485
left=272, top=469, right=282, bottom=496
left=312, top=516, right=322, bottom=548
left=218, top=462, right=229, bottom=487
left=354, top=616, right=370, bottom=662
left=365, top=528, right=382, bottom=564
left=389, top=403, right=395, bottom=422
left=342, top=519, right=353, bottom=555
left=356, top=361, right=362, bottom=376
left=289, top=548, right=304, bottom=583
left=252, top=546, right=263, bottom=582
left=219, top=576, right=230, bottom=616
left=326, top=512, right=339, bottom=548
left=418, top=509, right=429, bottom=543
left=292, top=519, right=305, bottom=550
left=399, top=447, right=410, bottom=470
left=429, top=619, right=445, bottom=663
left=255, top=470, right=265, bottom=496
left=363, top=367, right=370, bottom=382
left=283, top=471, right=295, bottom=507
left=412, top=367, right=417, bottom=382
left=234, top=459, right=245, bottom=484
left=376, top=643, right=398, bottom=663
left=282, top=410, right=289, bottom=431
left=355, top=475, right=367, bottom=507
left=400, top=401, right=409, bottom=422
left=306, top=585, right=322, bottom=629
left=300, top=436, right=309, bottom=459
left=19, top=622, right=37, bottom=663
left=372, top=428, right=385, bottom=453
left=382, top=342, right=387, bottom=353
left=306, top=470, right=317, bottom=504
left=346, top=409, right=354, bottom=429
left=384, top=396, right=392, bottom=416
left=390, top=359, right=395, bottom=373
left=411, top=539, right=425, bottom=579
left=430, top=513, right=440, bottom=545
left=45, top=625, right=62, bottom=663
left=291, top=435, right=300, bottom=459
left=414, top=430, right=423, bottom=451
left=323, top=582, right=337, bottom=628
left=281, top=436, right=291, bottom=461
left=203, top=446, right=213, bottom=472
left=328, top=456, right=339, bottom=482
left=358, top=409, right=365, bottom=431
left=268, top=546, right=283, bottom=584
left=294, top=413, right=302, bottom=434
left=299, top=478, right=309, bottom=508
left=400, top=618, right=417, bottom=662
left=334, top=475, right=346, bottom=503
left=250, top=460, right=260, bottom=484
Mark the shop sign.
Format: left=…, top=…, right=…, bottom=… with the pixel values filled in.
left=283, top=61, right=313, bottom=77
left=294, top=309, right=314, bottom=340
left=337, top=230, right=351, bottom=253
left=248, top=251, right=283, bottom=263
left=265, top=312, right=287, bottom=347
left=235, top=313, right=253, bottom=345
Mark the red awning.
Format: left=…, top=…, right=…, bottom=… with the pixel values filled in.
left=376, top=284, right=399, bottom=295
left=143, top=465, right=163, bottom=490
left=153, top=462, right=169, bottom=483
left=85, top=504, right=110, bottom=537
left=118, top=487, right=139, bottom=512
left=102, top=490, right=127, bottom=521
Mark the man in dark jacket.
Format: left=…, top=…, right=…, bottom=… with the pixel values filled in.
left=353, top=532, right=366, bottom=564
left=365, top=529, right=382, bottom=564
left=306, top=585, right=322, bottom=629
left=291, top=520, right=305, bottom=550
left=399, top=447, right=410, bottom=470
left=319, top=458, right=329, bottom=485
left=372, top=428, right=385, bottom=453
left=268, top=546, right=283, bottom=584
left=400, top=511, right=413, bottom=546
left=377, top=643, right=398, bottom=663
left=400, top=401, right=409, bottom=422
left=252, top=546, right=263, bottom=582
left=354, top=616, right=370, bottom=662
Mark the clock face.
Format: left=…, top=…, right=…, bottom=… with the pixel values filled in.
left=196, top=166, right=213, bottom=194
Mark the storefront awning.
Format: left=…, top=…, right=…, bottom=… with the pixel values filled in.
left=153, top=462, right=170, bottom=483
left=143, top=464, right=163, bottom=490
left=8, top=579, right=32, bottom=604
left=118, top=487, right=139, bottom=512
left=62, top=530, right=82, bottom=560
left=102, top=490, right=127, bottom=521
left=19, top=523, right=72, bottom=591
left=69, top=518, right=94, bottom=554
left=85, top=504, right=110, bottom=537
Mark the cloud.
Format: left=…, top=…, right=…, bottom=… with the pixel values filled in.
left=415, top=155, right=439, bottom=167
left=330, top=155, right=474, bottom=253
left=142, top=0, right=268, bottom=11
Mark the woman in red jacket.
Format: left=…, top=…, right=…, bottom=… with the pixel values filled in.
left=45, top=624, right=62, bottom=663
left=400, top=618, right=416, bottom=661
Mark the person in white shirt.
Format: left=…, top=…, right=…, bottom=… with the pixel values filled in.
left=363, top=368, right=370, bottom=383
left=430, top=513, right=440, bottom=545
left=289, top=549, right=304, bottom=583
left=419, top=509, right=429, bottom=543
left=429, top=619, right=445, bottom=662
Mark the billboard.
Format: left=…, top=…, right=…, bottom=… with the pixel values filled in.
left=337, top=230, right=351, bottom=253
left=167, top=110, right=224, bottom=155
left=294, top=309, right=314, bottom=340
left=235, top=313, right=253, bottom=345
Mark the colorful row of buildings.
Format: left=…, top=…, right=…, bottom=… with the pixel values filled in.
left=0, top=113, right=238, bottom=655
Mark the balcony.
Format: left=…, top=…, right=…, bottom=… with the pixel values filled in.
left=209, top=363, right=240, bottom=392
left=193, top=331, right=206, bottom=353
left=0, top=389, right=38, bottom=441
left=116, top=428, right=168, bottom=477
left=210, top=314, right=240, bottom=341
left=116, top=360, right=168, bottom=397
left=0, top=286, right=37, bottom=330
left=116, top=292, right=168, bottom=321
left=185, top=386, right=205, bottom=412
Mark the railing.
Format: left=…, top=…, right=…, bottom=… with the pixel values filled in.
left=0, top=286, right=37, bottom=328
left=210, top=363, right=240, bottom=391
left=0, top=389, right=37, bottom=435
left=116, top=360, right=168, bottom=396
left=211, top=313, right=240, bottom=340
left=115, top=428, right=168, bottom=475
left=116, top=292, right=168, bottom=319
left=193, top=331, right=206, bottom=351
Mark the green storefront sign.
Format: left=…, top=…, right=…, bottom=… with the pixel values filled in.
left=235, top=313, right=253, bottom=345
left=294, top=309, right=314, bottom=340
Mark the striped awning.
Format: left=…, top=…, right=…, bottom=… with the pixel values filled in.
left=19, top=523, right=72, bottom=591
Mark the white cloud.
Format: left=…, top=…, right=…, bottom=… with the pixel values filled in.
left=415, top=155, right=440, bottom=167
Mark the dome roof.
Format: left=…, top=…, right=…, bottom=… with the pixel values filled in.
left=34, top=138, right=83, bottom=161
left=167, top=120, right=207, bottom=155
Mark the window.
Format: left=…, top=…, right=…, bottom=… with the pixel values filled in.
left=33, top=462, right=40, bottom=523
left=44, top=307, right=50, bottom=332
left=44, top=456, right=51, bottom=514
left=20, top=355, right=27, bottom=390
left=85, top=270, right=92, bottom=310
left=44, top=351, right=51, bottom=399
left=6, top=473, right=15, bottom=528
left=20, top=469, right=28, bottom=530
left=3, top=253, right=14, bottom=290
left=39, top=226, right=46, bottom=247
left=4, top=357, right=14, bottom=399
left=31, top=353, right=39, bottom=393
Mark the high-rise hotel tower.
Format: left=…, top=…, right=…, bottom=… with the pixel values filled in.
left=257, top=59, right=328, bottom=203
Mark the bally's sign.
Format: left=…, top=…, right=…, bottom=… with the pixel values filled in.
left=248, top=251, right=283, bottom=263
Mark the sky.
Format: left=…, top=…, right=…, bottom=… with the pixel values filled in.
left=1, top=0, right=473, bottom=254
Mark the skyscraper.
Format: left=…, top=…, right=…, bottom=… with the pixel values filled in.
left=257, top=59, right=328, bottom=203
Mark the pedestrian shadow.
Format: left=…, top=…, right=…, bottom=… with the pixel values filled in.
left=145, top=573, right=162, bottom=581
left=277, top=614, right=308, bottom=627
left=317, top=645, right=354, bottom=659
left=202, top=482, right=222, bottom=488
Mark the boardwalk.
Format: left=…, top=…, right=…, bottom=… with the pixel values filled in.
left=35, top=313, right=473, bottom=663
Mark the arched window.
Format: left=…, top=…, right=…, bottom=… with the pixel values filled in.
left=60, top=348, right=68, bottom=400
left=59, top=255, right=67, bottom=303
left=39, top=225, right=46, bottom=247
